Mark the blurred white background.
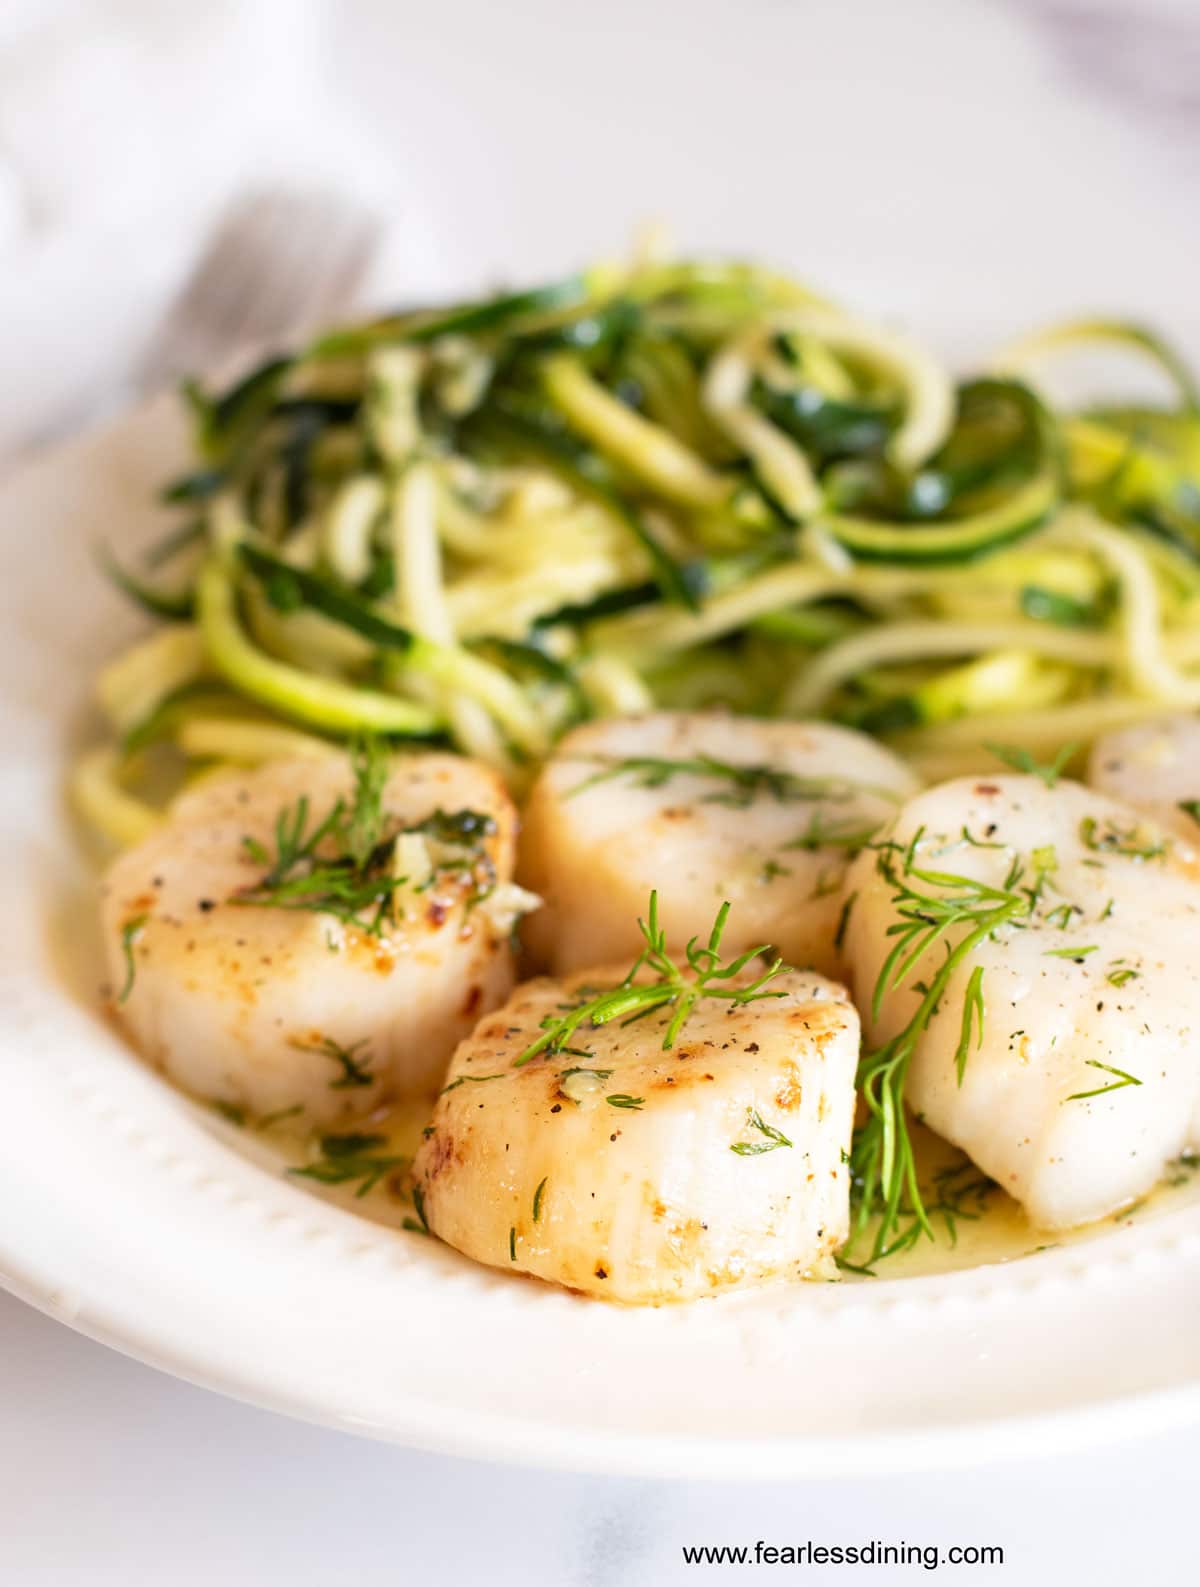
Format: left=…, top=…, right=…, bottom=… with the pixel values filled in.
left=1, top=0, right=1198, bottom=1580
left=1, top=0, right=1199, bottom=451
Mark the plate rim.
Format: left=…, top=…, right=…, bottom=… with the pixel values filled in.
left=3, top=396, right=1200, bottom=1480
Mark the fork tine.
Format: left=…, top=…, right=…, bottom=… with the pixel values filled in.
left=137, top=188, right=381, bottom=391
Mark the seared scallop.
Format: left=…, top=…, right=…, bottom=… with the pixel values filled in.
left=844, top=774, right=1200, bottom=1229
left=1087, top=715, right=1200, bottom=842
left=518, top=711, right=918, bottom=978
left=102, top=751, right=527, bottom=1126
left=412, top=962, right=859, bottom=1303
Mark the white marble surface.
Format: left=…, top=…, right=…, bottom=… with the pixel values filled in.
left=2, top=0, right=1198, bottom=1579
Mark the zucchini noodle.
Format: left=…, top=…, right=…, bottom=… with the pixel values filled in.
left=79, top=239, right=1200, bottom=844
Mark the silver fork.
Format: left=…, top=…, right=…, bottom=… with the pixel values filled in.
left=135, top=187, right=382, bottom=392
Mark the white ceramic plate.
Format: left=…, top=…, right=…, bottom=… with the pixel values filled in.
left=2, top=399, right=1200, bottom=1479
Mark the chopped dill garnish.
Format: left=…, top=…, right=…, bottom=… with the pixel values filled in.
left=566, top=753, right=888, bottom=811
left=289, top=1131, right=407, bottom=1197
left=921, top=1158, right=998, bottom=1248
left=512, top=891, right=787, bottom=1067
left=985, top=741, right=1077, bottom=787
left=1105, top=962, right=1139, bottom=988
left=117, top=913, right=149, bottom=1004
left=1042, top=944, right=1098, bottom=961
left=533, top=1176, right=548, bottom=1222
left=1177, top=799, right=1200, bottom=828
left=953, top=965, right=986, bottom=1083
left=290, top=1033, right=374, bottom=1089
left=232, top=736, right=497, bottom=934
left=1079, top=815, right=1166, bottom=861
left=1166, top=1149, right=1199, bottom=1186
left=848, top=828, right=1035, bottom=1264
left=783, top=810, right=881, bottom=853
left=605, top=1093, right=644, bottom=1110
left=440, top=1071, right=505, bottom=1095
left=730, top=1108, right=793, bottom=1156
left=833, top=890, right=857, bottom=952
left=509, top=1227, right=517, bottom=1261
left=1065, top=1059, right=1142, bottom=1101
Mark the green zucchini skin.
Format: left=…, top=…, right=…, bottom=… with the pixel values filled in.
left=825, top=471, right=1059, bottom=564
left=91, top=253, right=1200, bottom=786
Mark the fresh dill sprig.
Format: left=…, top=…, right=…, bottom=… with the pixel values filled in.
left=985, top=741, right=1078, bottom=787
left=1105, top=961, right=1140, bottom=988
left=289, top=1131, right=407, bottom=1197
left=566, top=753, right=886, bottom=811
left=920, top=1157, right=998, bottom=1248
left=849, top=830, right=1035, bottom=1264
left=117, top=913, right=149, bottom=1004
left=833, top=890, right=857, bottom=952
left=1166, top=1149, right=1199, bottom=1187
left=289, top=1034, right=375, bottom=1090
left=783, top=810, right=881, bottom=853
left=342, top=735, right=389, bottom=869
left=440, top=1071, right=505, bottom=1095
left=232, top=736, right=497, bottom=934
left=1079, top=815, right=1166, bottom=861
left=1177, top=799, right=1200, bottom=829
left=1065, top=1059, right=1142, bottom=1102
left=953, top=964, right=986, bottom=1083
left=512, top=891, right=787, bottom=1068
left=730, top=1108, right=793, bottom=1156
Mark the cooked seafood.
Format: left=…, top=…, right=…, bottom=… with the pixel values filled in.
left=1087, top=715, right=1200, bottom=842
left=844, top=774, right=1200, bottom=1232
left=102, top=749, right=527, bottom=1126
left=413, top=939, right=859, bottom=1303
left=518, top=711, right=917, bottom=977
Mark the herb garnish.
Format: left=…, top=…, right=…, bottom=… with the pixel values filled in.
left=1043, top=944, right=1098, bottom=961
left=512, top=892, right=786, bottom=1067
left=783, top=811, right=881, bottom=853
left=1177, top=800, right=1200, bottom=828
left=849, top=830, right=1035, bottom=1263
left=1065, top=1059, right=1143, bottom=1101
left=440, top=1071, right=505, bottom=1095
left=985, top=741, right=1077, bottom=787
left=232, top=737, right=497, bottom=933
left=730, top=1108, right=793, bottom=1156
left=533, top=1177, right=548, bottom=1222
left=567, top=754, right=889, bottom=811
left=289, top=1131, right=407, bottom=1197
left=1079, top=815, right=1166, bottom=861
left=922, top=1157, right=998, bottom=1248
left=606, top=1093, right=644, bottom=1110
left=954, top=965, right=986, bottom=1082
left=117, top=914, right=149, bottom=1004
left=1166, top=1149, right=1199, bottom=1186
left=833, top=890, right=857, bottom=952
left=291, top=1033, right=375, bottom=1089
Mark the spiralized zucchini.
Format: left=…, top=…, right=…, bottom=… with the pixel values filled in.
left=79, top=241, right=1200, bottom=843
